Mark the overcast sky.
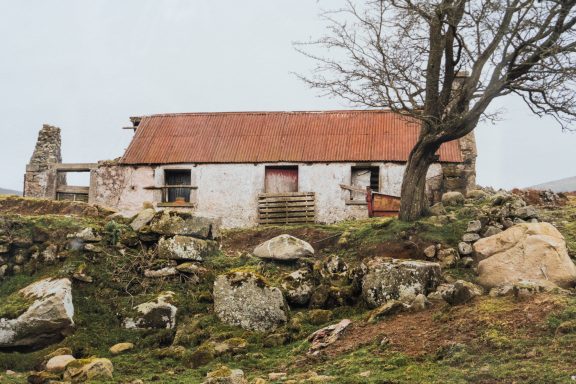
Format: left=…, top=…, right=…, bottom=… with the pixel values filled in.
left=0, top=0, right=574, bottom=192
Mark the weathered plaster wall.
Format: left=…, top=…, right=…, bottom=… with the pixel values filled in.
left=91, top=162, right=445, bottom=228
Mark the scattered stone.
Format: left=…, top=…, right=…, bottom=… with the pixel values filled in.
left=514, top=206, right=538, bottom=220
left=67, top=227, right=102, bottom=243
left=361, top=258, right=442, bottom=308
left=322, top=255, right=348, bottom=277
left=368, top=300, right=407, bottom=322
left=253, top=234, right=314, bottom=261
left=281, top=269, right=314, bottom=306
left=109, top=342, right=134, bottom=355
left=466, top=220, right=482, bottom=233
left=462, top=233, right=481, bottom=243
left=467, top=189, right=488, bottom=200
left=474, top=223, right=576, bottom=288
left=157, top=235, right=218, bottom=261
left=149, top=211, right=219, bottom=239
left=423, top=245, right=437, bottom=258
left=429, top=202, right=447, bottom=216
left=268, top=372, right=287, bottom=380
left=489, top=279, right=565, bottom=297
left=130, top=208, right=156, bottom=231
left=458, top=242, right=473, bottom=256
left=203, top=366, right=247, bottom=384
left=307, top=319, right=351, bottom=356
left=175, top=263, right=209, bottom=282
left=123, top=291, right=177, bottom=329
left=0, top=278, right=74, bottom=348
left=437, top=248, right=459, bottom=268
left=410, top=293, right=431, bottom=311
left=63, top=358, right=113, bottom=383
left=83, top=243, right=102, bottom=253
left=213, top=272, right=289, bottom=332
left=46, top=354, right=76, bottom=373
left=437, top=280, right=483, bottom=305
left=0, top=244, right=9, bottom=254
left=27, top=371, right=60, bottom=384
left=144, top=267, right=178, bottom=278
left=461, top=257, right=474, bottom=268
left=482, top=226, right=502, bottom=238
left=307, top=309, right=333, bottom=325
left=442, top=191, right=465, bottom=206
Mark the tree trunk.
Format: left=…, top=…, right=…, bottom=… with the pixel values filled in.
left=399, top=137, right=441, bottom=221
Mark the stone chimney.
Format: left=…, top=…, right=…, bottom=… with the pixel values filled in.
left=24, top=125, right=64, bottom=198
left=441, top=71, right=478, bottom=195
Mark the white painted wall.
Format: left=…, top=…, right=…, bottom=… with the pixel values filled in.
left=91, top=162, right=444, bottom=228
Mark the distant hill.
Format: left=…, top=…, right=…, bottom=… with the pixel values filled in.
left=529, top=176, right=576, bottom=193
left=0, top=187, right=22, bottom=196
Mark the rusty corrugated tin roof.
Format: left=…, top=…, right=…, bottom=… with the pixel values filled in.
left=120, top=110, right=463, bottom=164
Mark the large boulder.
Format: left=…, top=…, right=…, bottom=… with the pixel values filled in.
left=0, top=278, right=74, bottom=348
left=361, top=259, right=442, bottom=308
left=253, top=234, right=314, bottom=261
left=213, top=272, right=289, bottom=332
left=123, top=291, right=178, bottom=329
left=130, top=208, right=156, bottom=231
left=474, top=223, right=576, bottom=289
left=157, top=235, right=218, bottom=261
left=441, top=191, right=465, bottom=206
left=149, top=211, right=220, bottom=239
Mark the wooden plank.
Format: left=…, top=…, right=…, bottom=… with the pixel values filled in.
left=260, top=218, right=315, bottom=224
left=260, top=211, right=315, bottom=218
left=56, top=186, right=90, bottom=194
left=259, top=202, right=315, bottom=208
left=259, top=208, right=315, bottom=214
left=258, top=197, right=315, bottom=204
left=52, top=163, right=97, bottom=171
left=259, top=192, right=314, bottom=198
left=340, top=184, right=366, bottom=193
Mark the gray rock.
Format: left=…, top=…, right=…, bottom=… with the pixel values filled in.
left=0, top=278, right=75, bottom=348
left=429, top=203, right=447, bottom=216
left=368, top=300, right=408, bottom=322
left=437, top=248, right=459, bottom=268
left=307, top=319, right=351, bottom=356
left=281, top=269, right=314, bottom=306
left=466, top=220, right=482, bottom=233
left=482, top=226, right=502, bottom=238
left=63, top=358, right=114, bottom=383
left=130, top=208, right=156, bottom=231
left=441, top=191, right=465, bottom=206
left=466, top=189, right=489, bottom=200
left=149, top=211, right=220, bottom=239
left=253, top=234, right=314, bottom=261
left=423, top=245, right=437, bottom=258
left=461, top=257, right=474, bottom=268
left=143, top=267, right=178, bottom=278
left=462, top=233, right=481, bottom=243
left=361, top=258, right=442, bottom=308
left=213, top=272, right=289, bottom=332
left=436, top=280, right=483, bottom=305
left=157, top=235, right=218, bottom=261
left=0, top=244, right=9, bottom=254
left=203, top=366, right=247, bottom=384
left=67, top=227, right=101, bottom=243
left=410, top=293, right=431, bottom=311
left=488, top=279, right=565, bottom=298
left=123, top=291, right=177, bottom=329
left=458, top=242, right=473, bottom=256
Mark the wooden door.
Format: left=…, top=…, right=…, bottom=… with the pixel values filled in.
left=265, top=166, right=298, bottom=193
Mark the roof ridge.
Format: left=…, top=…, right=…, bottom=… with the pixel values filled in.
left=133, top=109, right=397, bottom=119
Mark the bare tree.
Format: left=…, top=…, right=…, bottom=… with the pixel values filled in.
left=297, top=0, right=576, bottom=220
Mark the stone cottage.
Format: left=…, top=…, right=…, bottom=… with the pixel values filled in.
left=24, top=110, right=476, bottom=228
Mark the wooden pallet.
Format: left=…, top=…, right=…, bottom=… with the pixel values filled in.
left=258, top=192, right=316, bottom=225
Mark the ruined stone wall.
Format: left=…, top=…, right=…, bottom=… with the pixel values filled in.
left=24, top=125, right=63, bottom=198
left=441, top=131, right=477, bottom=196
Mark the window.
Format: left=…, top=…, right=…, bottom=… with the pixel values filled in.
left=351, top=166, right=380, bottom=192
left=163, top=169, right=192, bottom=203
left=264, top=166, right=298, bottom=193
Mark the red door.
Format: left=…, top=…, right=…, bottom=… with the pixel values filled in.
left=265, top=166, right=298, bottom=193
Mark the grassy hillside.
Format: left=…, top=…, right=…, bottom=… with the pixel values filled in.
left=0, top=196, right=575, bottom=383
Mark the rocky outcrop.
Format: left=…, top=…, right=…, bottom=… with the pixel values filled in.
left=213, top=272, right=289, bottom=332
left=281, top=269, right=314, bottom=306
left=253, top=234, right=314, bottom=261
left=361, top=259, right=442, bottom=308
left=0, top=278, right=74, bottom=348
left=123, top=291, right=178, bottom=329
left=474, top=223, right=576, bottom=289
left=157, top=235, right=218, bottom=261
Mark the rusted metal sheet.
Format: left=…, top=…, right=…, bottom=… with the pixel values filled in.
left=366, top=187, right=401, bottom=217
left=120, top=111, right=463, bottom=164
left=265, top=166, right=298, bottom=193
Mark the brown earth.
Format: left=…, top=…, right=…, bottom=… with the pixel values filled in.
left=323, top=295, right=563, bottom=358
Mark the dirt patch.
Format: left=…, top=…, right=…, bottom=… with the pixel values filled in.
left=323, top=295, right=563, bottom=358
left=0, top=196, right=114, bottom=217
left=359, top=240, right=426, bottom=260
left=221, top=226, right=341, bottom=257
